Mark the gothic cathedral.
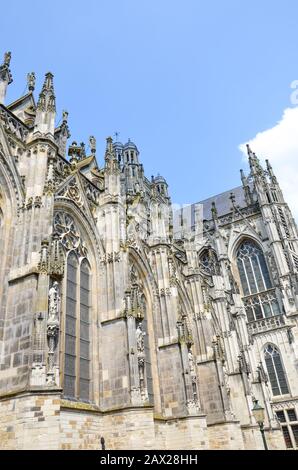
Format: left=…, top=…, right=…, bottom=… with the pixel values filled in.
left=0, top=52, right=298, bottom=450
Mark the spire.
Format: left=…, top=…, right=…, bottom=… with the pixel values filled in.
left=34, top=72, right=56, bottom=135
left=0, top=51, right=13, bottom=104
left=104, top=136, right=120, bottom=175
left=37, top=72, right=56, bottom=111
left=105, top=136, right=113, bottom=156
left=246, top=143, right=264, bottom=178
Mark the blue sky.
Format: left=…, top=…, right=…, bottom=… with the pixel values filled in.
left=2, top=0, right=298, bottom=208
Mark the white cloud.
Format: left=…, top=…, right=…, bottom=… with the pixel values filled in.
left=239, top=107, right=298, bottom=219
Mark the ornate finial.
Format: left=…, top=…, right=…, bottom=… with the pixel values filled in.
left=246, top=143, right=255, bottom=160
left=89, top=135, right=96, bottom=155
left=37, top=72, right=56, bottom=112
left=114, top=131, right=119, bottom=141
left=44, top=71, right=54, bottom=87
left=62, top=110, right=68, bottom=123
left=27, top=72, right=36, bottom=92
left=106, top=136, right=113, bottom=153
left=265, top=159, right=277, bottom=184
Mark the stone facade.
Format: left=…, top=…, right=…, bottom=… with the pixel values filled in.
left=0, top=52, right=298, bottom=449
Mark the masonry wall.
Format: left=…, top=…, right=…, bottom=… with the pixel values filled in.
left=0, top=393, right=60, bottom=450
left=207, top=421, right=245, bottom=450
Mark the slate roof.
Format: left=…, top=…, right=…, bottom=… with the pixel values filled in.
left=196, top=185, right=248, bottom=220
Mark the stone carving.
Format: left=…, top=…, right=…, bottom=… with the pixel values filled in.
left=186, top=347, right=199, bottom=414
left=136, top=322, right=146, bottom=353
left=54, top=211, right=88, bottom=258
left=238, top=351, right=251, bottom=376
left=136, top=322, right=148, bottom=401
left=223, top=363, right=231, bottom=396
left=285, top=284, right=295, bottom=305
left=225, top=262, right=240, bottom=294
left=46, top=281, right=60, bottom=385
left=27, top=72, right=35, bottom=91
left=38, top=239, right=49, bottom=274
left=125, top=264, right=146, bottom=319
left=257, top=362, right=268, bottom=383
left=0, top=107, right=29, bottom=142
left=62, top=110, right=68, bottom=122
left=4, top=51, right=11, bottom=67
left=177, top=320, right=193, bottom=346
left=212, top=335, right=226, bottom=363
left=199, top=248, right=220, bottom=276
left=48, top=281, right=60, bottom=324
left=89, top=135, right=96, bottom=154
left=59, top=178, right=84, bottom=208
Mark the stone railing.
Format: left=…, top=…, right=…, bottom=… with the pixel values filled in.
left=0, top=104, right=29, bottom=142
left=247, top=314, right=285, bottom=335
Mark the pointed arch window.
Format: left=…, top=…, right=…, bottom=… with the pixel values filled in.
left=264, top=345, right=289, bottom=396
left=199, top=248, right=219, bottom=276
left=64, top=252, right=91, bottom=401
left=236, top=239, right=280, bottom=322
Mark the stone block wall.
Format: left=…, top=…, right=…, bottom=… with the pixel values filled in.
left=154, top=416, right=208, bottom=449
left=0, top=393, right=285, bottom=449
left=207, top=421, right=245, bottom=450
left=0, top=392, right=60, bottom=449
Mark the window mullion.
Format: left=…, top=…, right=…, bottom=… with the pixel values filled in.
left=288, top=425, right=296, bottom=449
left=271, top=356, right=281, bottom=395
left=256, top=254, right=267, bottom=290
left=242, top=258, right=252, bottom=295
left=249, top=256, right=259, bottom=294
left=75, top=258, right=80, bottom=400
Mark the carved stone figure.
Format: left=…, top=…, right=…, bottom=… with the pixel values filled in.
left=27, top=72, right=35, bottom=91
left=46, top=281, right=60, bottom=385
left=136, top=322, right=146, bottom=354
left=257, top=362, right=268, bottom=383
left=48, top=281, right=60, bottom=325
left=89, top=135, right=96, bottom=154
left=62, top=110, right=68, bottom=122
left=4, top=51, right=11, bottom=66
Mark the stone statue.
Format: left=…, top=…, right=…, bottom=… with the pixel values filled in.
left=136, top=322, right=146, bottom=353
left=89, top=135, right=96, bottom=154
left=46, top=281, right=60, bottom=385
left=4, top=51, right=11, bottom=67
left=48, top=281, right=60, bottom=326
left=27, top=72, right=36, bottom=91
left=62, top=110, right=68, bottom=122
left=257, top=362, right=268, bottom=383
left=188, top=349, right=196, bottom=377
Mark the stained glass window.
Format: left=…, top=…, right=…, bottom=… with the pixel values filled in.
left=236, top=240, right=280, bottom=321
left=64, top=252, right=91, bottom=402
left=264, top=345, right=289, bottom=396
left=64, top=252, right=78, bottom=399
left=79, top=259, right=91, bottom=401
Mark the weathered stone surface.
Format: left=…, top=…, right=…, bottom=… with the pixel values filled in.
left=0, top=57, right=296, bottom=450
